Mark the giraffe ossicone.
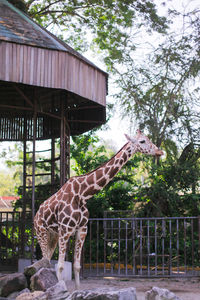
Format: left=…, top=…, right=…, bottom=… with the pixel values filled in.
left=34, top=130, right=163, bottom=289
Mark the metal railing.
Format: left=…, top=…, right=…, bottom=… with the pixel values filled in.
left=82, top=217, right=200, bottom=278
left=0, top=211, right=33, bottom=271
left=1, top=212, right=200, bottom=277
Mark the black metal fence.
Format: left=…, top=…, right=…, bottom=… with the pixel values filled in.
left=82, top=217, right=200, bottom=278
left=0, top=211, right=32, bottom=271
left=0, top=212, right=200, bottom=277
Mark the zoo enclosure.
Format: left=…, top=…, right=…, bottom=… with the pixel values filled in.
left=82, top=216, right=200, bottom=278
left=0, top=212, right=200, bottom=278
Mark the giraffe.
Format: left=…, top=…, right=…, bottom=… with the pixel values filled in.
left=34, top=130, right=163, bottom=289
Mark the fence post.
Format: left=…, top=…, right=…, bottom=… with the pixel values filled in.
left=198, top=216, right=200, bottom=261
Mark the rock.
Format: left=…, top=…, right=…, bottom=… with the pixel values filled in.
left=69, top=287, right=137, bottom=300
left=30, top=267, right=58, bottom=291
left=16, top=281, right=69, bottom=300
left=0, top=273, right=27, bottom=297
left=24, top=258, right=51, bottom=278
left=145, top=286, right=182, bottom=300
left=34, top=280, right=70, bottom=300
left=8, top=287, right=30, bottom=299
left=0, top=297, right=15, bottom=300
left=16, top=290, right=45, bottom=300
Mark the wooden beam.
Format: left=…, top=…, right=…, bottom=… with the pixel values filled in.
left=14, top=85, right=34, bottom=108
left=69, top=119, right=103, bottom=124
left=0, top=104, right=32, bottom=111
left=69, top=105, right=100, bottom=111
left=40, top=111, right=61, bottom=120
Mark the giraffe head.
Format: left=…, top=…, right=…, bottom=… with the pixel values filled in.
left=125, top=130, right=163, bottom=156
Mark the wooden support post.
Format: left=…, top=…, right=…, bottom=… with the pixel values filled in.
left=21, top=118, right=27, bottom=257
left=51, top=137, right=55, bottom=194
left=60, top=94, right=70, bottom=187
left=60, top=99, right=66, bottom=187
left=31, top=99, right=37, bottom=262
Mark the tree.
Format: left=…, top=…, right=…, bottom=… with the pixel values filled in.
left=24, top=0, right=167, bottom=59
left=133, top=143, right=200, bottom=217
left=0, top=172, right=18, bottom=196
left=114, top=4, right=200, bottom=148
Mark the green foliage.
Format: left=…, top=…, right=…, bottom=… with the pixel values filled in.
left=71, top=132, right=139, bottom=217
left=133, top=143, right=200, bottom=217
left=0, top=172, right=18, bottom=196
left=71, top=134, right=109, bottom=175
left=25, top=0, right=167, bottom=65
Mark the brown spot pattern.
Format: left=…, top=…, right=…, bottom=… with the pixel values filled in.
left=96, top=169, right=103, bottom=180
left=87, top=173, right=94, bottom=185
left=122, top=152, right=127, bottom=161
left=80, top=182, right=87, bottom=194
left=97, top=177, right=107, bottom=187
left=109, top=166, right=119, bottom=178
left=73, top=180, right=80, bottom=194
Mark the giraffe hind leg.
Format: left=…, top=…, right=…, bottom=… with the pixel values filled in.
left=46, top=230, right=59, bottom=260
left=36, top=228, right=58, bottom=261
left=57, top=229, right=72, bottom=281
left=74, top=226, right=87, bottom=289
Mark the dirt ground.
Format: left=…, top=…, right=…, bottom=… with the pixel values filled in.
left=66, top=277, right=200, bottom=300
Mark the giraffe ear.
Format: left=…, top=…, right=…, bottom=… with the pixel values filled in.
left=125, top=134, right=136, bottom=143
left=125, top=134, right=131, bottom=141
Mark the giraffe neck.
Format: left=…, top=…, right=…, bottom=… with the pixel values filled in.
left=79, top=141, right=136, bottom=201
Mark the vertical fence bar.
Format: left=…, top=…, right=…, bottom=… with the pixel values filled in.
left=96, top=220, right=99, bottom=275
left=11, top=212, right=15, bottom=257
left=89, top=220, right=92, bottom=275
left=104, top=219, right=107, bottom=274
left=176, top=219, right=179, bottom=274
left=198, top=216, right=200, bottom=267
left=125, top=221, right=128, bottom=275
left=118, top=219, right=121, bottom=275
left=140, top=219, right=143, bottom=275
left=184, top=219, right=187, bottom=273
left=162, top=219, right=165, bottom=275
left=111, top=220, right=113, bottom=275
left=191, top=219, right=194, bottom=274
left=154, top=219, right=157, bottom=276
left=169, top=220, right=172, bottom=275
left=132, top=219, right=136, bottom=275
left=5, top=212, right=8, bottom=259
left=147, top=220, right=150, bottom=276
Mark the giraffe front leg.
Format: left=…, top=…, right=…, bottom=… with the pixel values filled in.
left=74, top=226, right=87, bottom=290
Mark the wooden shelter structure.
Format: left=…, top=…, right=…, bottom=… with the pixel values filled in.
left=0, top=0, right=108, bottom=257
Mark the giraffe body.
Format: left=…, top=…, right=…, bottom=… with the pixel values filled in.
left=34, top=130, right=163, bottom=289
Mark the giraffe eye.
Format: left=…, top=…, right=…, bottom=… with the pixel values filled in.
left=140, top=140, right=145, bottom=144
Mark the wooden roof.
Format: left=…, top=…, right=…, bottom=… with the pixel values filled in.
left=0, top=0, right=105, bottom=72
left=0, top=0, right=108, bottom=139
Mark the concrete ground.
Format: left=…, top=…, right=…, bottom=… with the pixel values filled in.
left=65, top=277, right=200, bottom=300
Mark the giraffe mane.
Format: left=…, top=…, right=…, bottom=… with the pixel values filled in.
left=73, top=141, right=131, bottom=179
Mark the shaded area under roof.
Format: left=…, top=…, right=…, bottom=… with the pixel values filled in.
left=0, top=80, right=106, bottom=140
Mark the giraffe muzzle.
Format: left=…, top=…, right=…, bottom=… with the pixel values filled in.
left=155, top=149, right=164, bottom=156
